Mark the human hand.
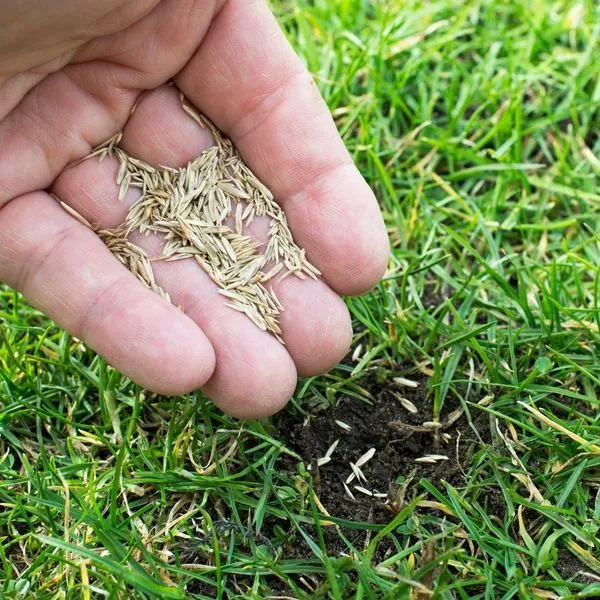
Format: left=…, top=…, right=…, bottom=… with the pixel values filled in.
left=0, top=0, right=388, bottom=418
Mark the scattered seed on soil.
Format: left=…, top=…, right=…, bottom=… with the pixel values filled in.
left=355, top=447, right=376, bottom=468
left=354, top=486, right=373, bottom=497
left=335, top=420, right=352, bottom=432
left=422, top=421, right=443, bottom=430
left=343, top=482, right=356, bottom=501
left=393, top=377, right=419, bottom=388
left=346, top=461, right=367, bottom=485
left=415, top=454, right=449, bottom=463
left=325, top=439, right=339, bottom=459
left=351, top=344, right=363, bottom=362
left=397, top=395, right=419, bottom=414
left=67, top=97, right=320, bottom=341
left=277, top=385, right=493, bottom=531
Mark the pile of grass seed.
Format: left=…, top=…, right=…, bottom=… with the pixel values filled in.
left=64, top=99, right=319, bottom=342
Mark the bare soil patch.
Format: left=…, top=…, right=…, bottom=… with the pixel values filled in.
left=277, top=374, right=490, bottom=527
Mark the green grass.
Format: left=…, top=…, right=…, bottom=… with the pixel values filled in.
left=2, top=0, right=600, bottom=597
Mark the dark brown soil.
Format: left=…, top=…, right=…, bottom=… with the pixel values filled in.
left=277, top=374, right=490, bottom=525
left=555, top=549, right=599, bottom=584
left=185, top=375, right=494, bottom=596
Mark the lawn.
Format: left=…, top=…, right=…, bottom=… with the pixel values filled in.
left=1, top=0, right=600, bottom=598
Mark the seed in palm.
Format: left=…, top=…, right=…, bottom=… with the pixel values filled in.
left=78, top=97, right=320, bottom=342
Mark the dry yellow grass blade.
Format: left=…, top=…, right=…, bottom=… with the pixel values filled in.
left=519, top=402, right=600, bottom=455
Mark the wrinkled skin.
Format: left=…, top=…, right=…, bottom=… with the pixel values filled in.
left=0, top=0, right=389, bottom=418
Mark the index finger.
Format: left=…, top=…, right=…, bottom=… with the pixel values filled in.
left=176, top=0, right=389, bottom=295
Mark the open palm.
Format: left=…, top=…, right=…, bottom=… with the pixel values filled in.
left=0, top=0, right=388, bottom=418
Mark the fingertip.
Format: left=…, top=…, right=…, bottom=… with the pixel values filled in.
left=313, top=212, right=389, bottom=296
left=338, top=222, right=390, bottom=295
left=204, top=342, right=297, bottom=419
left=285, top=167, right=389, bottom=296
left=146, top=331, right=217, bottom=397
left=297, top=297, right=353, bottom=376
left=104, top=297, right=217, bottom=397
left=276, top=277, right=353, bottom=376
left=331, top=178, right=390, bottom=295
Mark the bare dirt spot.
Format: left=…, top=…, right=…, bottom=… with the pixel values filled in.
left=277, top=375, right=489, bottom=525
left=555, top=549, right=599, bottom=584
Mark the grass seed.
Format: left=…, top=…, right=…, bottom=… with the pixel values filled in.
left=76, top=98, right=319, bottom=341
